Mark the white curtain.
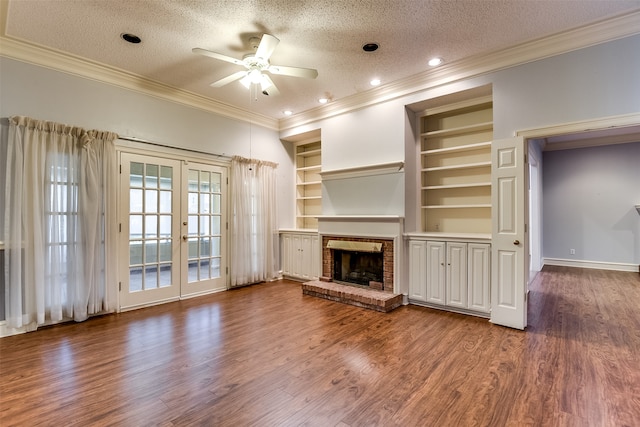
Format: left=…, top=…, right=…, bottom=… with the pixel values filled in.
left=3, top=116, right=117, bottom=329
left=230, top=156, right=279, bottom=286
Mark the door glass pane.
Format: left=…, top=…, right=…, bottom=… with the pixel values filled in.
left=211, top=216, right=221, bottom=234
left=145, top=164, right=159, bottom=188
left=130, top=163, right=143, bottom=187
left=160, top=166, right=172, bottom=189
left=130, top=189, right=143, bottom=212
left=212, top=194, right=221, bottom=214
left=145, top=241, right=158, bottom=263
left=200, top=238, right=210, bottom=257
left=188, top=238, right=198, bottom=259
left=159, top=191, right=172, bottom=213
left=188, top=215, right=198, bottom=235
left=211, top=172, right=221, bottom=192
left=188, top=193, right=198, bottom=214
left=211, top=258, right=221, bottom=278
left=188, top=261, right=198, bottom=282
left=130, top=215, right=143, bottom=238
left=130, top=242, right=143, bottom=265
left=145, top=215, right=158, bottom=238
left=159, top=264, right=171, bottom=287
left=130, top=266, right=142, bottom=292
left=159, top=216, right=171, bottom=238
left=200, top=171, right=210, bottom=192
left=211, top=236, right=220, bottom=256
left=200, top=194, right=210, bottom=214
left=200, top=216, right=209, bottom=236
left=188, top=170, right=199, bottom=191
left=159, top=239, right=172, bottom=262
left=145, top=190, right=158, bottom=213
left=199, top=260, right=210, bottom=280
left=145, top=266, right=158, bottom=289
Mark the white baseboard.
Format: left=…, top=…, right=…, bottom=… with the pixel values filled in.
left=543, top=258, right=640, bottom=273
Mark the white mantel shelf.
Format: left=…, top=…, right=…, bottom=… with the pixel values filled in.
left=319, top=161, right=404, bottom=180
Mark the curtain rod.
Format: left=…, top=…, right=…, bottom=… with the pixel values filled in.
left=118, top=135, right=232, bottom=160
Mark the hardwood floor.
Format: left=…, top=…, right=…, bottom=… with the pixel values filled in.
left=1, top=266, right=639, bottom=426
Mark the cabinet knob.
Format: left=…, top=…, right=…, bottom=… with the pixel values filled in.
left=513, top=240, right=520, bottom=245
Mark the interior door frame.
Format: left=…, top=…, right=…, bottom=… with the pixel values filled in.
left=115, top=141, right=230, bottom=312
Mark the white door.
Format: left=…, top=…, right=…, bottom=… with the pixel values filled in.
left=182, top=163, right=227, bottom=297
left=491, top=137, right=528, bottom=329
left=119, top=154, right=227, bottom=310
left=408, top=240, right=428, bottom=302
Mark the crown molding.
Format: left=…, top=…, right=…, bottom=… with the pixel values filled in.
left=279, top=9, right=640, bottom=132
left=0, top=36, right=279, bottom=130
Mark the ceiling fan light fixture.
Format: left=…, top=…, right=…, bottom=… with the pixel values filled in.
left=239, top=74, right=252, bottom=89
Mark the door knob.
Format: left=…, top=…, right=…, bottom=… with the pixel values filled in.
left=183, top=235, right=188, bottom=241
left=513, top=240, right=520, bottom=245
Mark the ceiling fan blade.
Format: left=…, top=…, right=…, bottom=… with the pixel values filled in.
left=192, top=48, right=245, bottom=66
left=255, top=34, right=280, bottom=60
left=261, top=75, right=280, bottom=96
left=268, top=65, right=318, bottom=79
left=210, top=70, right=248, bottom=87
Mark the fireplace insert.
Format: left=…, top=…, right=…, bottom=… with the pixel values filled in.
left=332, top=249, right=383, bottom=287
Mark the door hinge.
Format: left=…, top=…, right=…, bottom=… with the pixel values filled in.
left=226, top=266, right=229, bottom=275
left=524, top=223, right=528, bottom=233
left=226, top=222, right=228, bottom=230
left=119, top=223, right=122, bottom=233
left=119, top=164, right=122, bottom=174
left=226, top=177, right=229, bottom=185
left=119, top=281, right=122, bottom=291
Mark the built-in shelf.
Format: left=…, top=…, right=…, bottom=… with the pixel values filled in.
left=422, top=141, right=491, bottom=155
left=423, top=182, right=491, bottom=190
left=295, top=139, right=322, bottom=230
left=420, top=97, right=493, bottom=234
left=421, top=121, right=493, bottom=138
left=423, top=204, right=492, bottom=209
left=422, top=161, right=491, bottom=172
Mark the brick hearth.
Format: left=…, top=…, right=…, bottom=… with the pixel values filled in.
left=302, top=280, right=402, bottom=312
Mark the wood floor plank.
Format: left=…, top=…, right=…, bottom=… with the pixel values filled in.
left=1, top=267, right=640, bottom=426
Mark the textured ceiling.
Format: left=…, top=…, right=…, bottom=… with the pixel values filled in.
left=3, top=0, right=640, bottom=120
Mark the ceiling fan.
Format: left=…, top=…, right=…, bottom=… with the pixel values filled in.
left=193, top=34, right=318, bottom=96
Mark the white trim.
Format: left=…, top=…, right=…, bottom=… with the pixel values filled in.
left=544, top=258, right=640, bottom=273
left=0, top=320, right=38, bottom=338
left=319, top=161, right=404, bottom=180
left=516, top=113, right=640, bottom=139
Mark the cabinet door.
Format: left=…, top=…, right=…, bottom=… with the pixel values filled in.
left=290, top=234, right=304, bottom=278
left=281, top=234, right=293, bottom=276
left=309, top=234, right=320, bottom=279
left=299, top=234, right=314, bottom=280
left=426, top=241, right=446, bottom=305
left=446, top=242, right=468, bottom=309
left=468, top=243, right=491, bottom=313
left=408, top=240, right=428, bottom=302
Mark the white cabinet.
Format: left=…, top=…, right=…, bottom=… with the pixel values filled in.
left=281, top=231, right=320, bottom=281
left=408, top=237, right=490, bottom=316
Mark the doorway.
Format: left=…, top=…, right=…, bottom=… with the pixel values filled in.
left=118, top=151, right=228, bottom=310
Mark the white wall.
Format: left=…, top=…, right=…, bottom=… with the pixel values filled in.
left=542, top=142, right=640, bottom=265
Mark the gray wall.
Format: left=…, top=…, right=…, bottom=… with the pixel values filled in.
left=543, top=142, right=640, bottom=265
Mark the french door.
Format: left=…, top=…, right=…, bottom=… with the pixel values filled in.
left=119, top=152, right=227, bottom=310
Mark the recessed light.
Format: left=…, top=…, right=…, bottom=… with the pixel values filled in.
left=283, top=110, right=293, bottom=116
left=362, top=43, right=379, bottom=52
left=370, top=79, right=381, bottom=86
left=318, top=98, right=328, bottom=104
left=428, top=57, right=443, bottom=67
left=121, top=33, right=142, bottom=44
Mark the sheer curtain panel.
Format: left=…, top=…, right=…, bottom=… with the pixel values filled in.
left=230, top=156, right=279, bottom=286
left=3, top=116, right=117, bottom=329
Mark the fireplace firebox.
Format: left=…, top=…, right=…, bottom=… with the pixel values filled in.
left=333, top=250, right=383, bottom=287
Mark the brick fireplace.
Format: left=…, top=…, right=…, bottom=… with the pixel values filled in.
left=316, top=215, right=404, bottom=296
left=321, top=235, right=394, bottom=292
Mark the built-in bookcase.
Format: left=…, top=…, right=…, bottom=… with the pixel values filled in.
left=295, top=140, right=321, bottom=229
left=420, top=96, right=493, bottom=234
